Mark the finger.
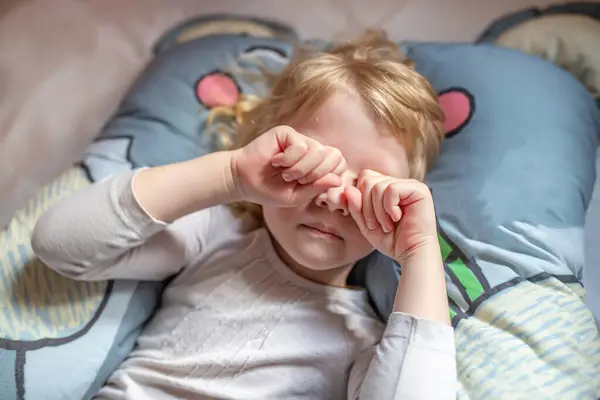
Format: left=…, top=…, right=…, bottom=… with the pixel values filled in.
left=356, top=169, right=389, bottom=195
left=356, top=169, right=382, bottom=183
left=270, top=152, right=285, bottom=167
left=383, top=183, right=403, bottom=222
left=372, top=180, right=396, bottom=233
left=297, top=148, right=345, bottom=184
left=344, top=186, right=369, bottom=235
left=390, top=179, right=431, bottom=207
left=281, top=144, right=326, bottom=182
left=332, top=157, right=347, bottom=176
left=271, top=140, right=309, bottom=168
left=358, top=177, right=378, bottom=231
left=270, top=125, right=300, bottom=166
left=292, top=173, right=341, bottom=203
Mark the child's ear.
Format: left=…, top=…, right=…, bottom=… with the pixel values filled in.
left=438, top=88, right=475, bottom=138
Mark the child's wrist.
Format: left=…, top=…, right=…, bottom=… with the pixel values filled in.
left=185, top=150, right=242, bottom=205
left=224, top=150, right=244, bottom=203
left=395, top=236, right=441, bottom=266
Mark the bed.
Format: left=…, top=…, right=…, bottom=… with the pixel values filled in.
left=1, top=3, right=599, bottom=400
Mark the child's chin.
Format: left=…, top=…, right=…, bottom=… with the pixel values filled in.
left=293, top=245, right=350, bottom=270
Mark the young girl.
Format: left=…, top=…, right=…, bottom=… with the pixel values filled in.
left=32, top=31, right=456, bottom=399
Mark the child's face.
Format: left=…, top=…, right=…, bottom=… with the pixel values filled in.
left=263, top=89, right=410, bottom=272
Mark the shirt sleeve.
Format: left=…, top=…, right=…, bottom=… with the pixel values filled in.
left=31, top=170, right=212, bottom=281
left=347, top=312, right=457, bottom=400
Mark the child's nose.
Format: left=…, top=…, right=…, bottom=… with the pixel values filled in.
left=315, top=186, right=349, bottom=216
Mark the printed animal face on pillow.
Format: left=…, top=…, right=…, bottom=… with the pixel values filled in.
left=82, top=32, right=600, bottom=400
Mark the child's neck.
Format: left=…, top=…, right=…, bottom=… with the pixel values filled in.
left=272, top=239, right=355, bottom=288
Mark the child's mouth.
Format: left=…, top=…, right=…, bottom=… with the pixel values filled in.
left=299, top=224, right=343, bottom=240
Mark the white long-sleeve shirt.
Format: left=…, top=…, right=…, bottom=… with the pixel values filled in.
left=32, top=171, right=456, bottom=400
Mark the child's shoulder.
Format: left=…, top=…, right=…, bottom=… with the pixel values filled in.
left=204, top=204, right=262, bottom=238
left=172, top=205, right=261, bottom=252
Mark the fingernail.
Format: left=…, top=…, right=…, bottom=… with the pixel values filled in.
left=297, top=177, right=306, bottom=184
left=282, top=173, right=293, bottom=182
left=382, top=224, right=391, bottom=233
left=366, top=220, right=375, bottom=230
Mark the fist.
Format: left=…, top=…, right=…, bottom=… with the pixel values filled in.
left=231, top=125, right=347, bottom=207
left=344, top=170, right=438, bottom=263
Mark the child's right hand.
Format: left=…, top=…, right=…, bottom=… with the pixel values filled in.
left=230, top=125, right=347, bottom=207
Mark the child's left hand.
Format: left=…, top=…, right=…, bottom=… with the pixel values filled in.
left=344, top=170, right=438, bottom=264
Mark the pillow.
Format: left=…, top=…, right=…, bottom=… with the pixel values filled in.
left=481, top=13, right=600, bottom=100
left=153, top=13, right=297, bottom=54
left=477, top=7, right=600, bottom=317
left=83, top=32, right=600, bottom=400
left=359, top=42, right=600, bottom=399
left=477, top=2, right=600, bottom=43
left=488, top=12, right=600, bottom=313
left=0, top=166, right=161, bottom=400
left=496, top=15, right=600, bottom=98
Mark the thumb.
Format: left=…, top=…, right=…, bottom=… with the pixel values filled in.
left=344, top=186, right=369, bottom=235
left=292, top=173, right=341, bottom=203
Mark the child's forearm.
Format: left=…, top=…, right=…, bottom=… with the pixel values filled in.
left=353, top=243, right=456, bottom=398
left=133, top=151, right=240, bottom=222
left=393, top=242, right=451, bottom=325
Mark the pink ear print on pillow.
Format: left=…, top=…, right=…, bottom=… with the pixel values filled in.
left=438, top=87, right=475, bottom=138
left=195, top=71, right=241, bottom=108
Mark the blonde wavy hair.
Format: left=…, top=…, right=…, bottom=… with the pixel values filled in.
left=207, top=30, right=445, bottom=219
